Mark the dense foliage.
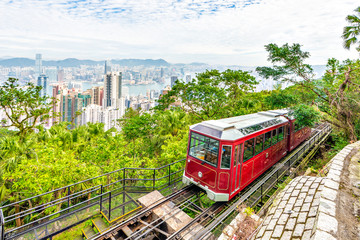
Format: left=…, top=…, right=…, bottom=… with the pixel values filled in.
left=1, top=7, right=359, bottom=228
left=257, top=43, right=360, bottom=141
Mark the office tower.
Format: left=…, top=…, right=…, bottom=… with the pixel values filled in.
left=160, top=68, right=164, bottom=78
left=171, top=76, right=178, bottom=88
left=104, top=72, right=122, bottom=108
left=104, top=60, right=112, bottom=74
left=186, top=74, right=191, bottom=83
left=37, top=74, right=48, bottom=97
left=35, top=54, right=42, bottom=77
left=57, top=69, right=64, bottom=82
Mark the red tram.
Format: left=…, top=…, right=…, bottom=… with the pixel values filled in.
left=182, top=110, right=310, bottom=201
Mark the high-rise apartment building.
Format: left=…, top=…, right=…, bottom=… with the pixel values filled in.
left=35, top=54, right=42, bottom=77
left=91, top=86, right=104, bottom=106
left=104, top=72, right=122, bottom=108
left=37, top=74, right=48, bottom=97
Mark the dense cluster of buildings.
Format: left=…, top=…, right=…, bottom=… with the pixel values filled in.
left=0, top=54, right=186, bottom=131
left=0, top=53, right=295, bottom=131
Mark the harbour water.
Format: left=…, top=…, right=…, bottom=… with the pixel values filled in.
left=82, top=81, right=169, bottom=97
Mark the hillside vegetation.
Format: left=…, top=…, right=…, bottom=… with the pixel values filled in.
left=1, top=6, right=360, bottom=228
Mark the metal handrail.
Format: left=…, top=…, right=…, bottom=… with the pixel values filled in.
left=1, top=158, right=186, bottom=238
left=0, top=158, right=185, bottom=210
left=0, top=209, right=4, bottom=240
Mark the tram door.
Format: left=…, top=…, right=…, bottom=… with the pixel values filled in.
left=231, top=144, right=242, bottom=193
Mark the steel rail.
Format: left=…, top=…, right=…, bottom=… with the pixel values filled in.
left=88, top=184, right=197, bottom=240
left=127, top=193, right=206, bottom=240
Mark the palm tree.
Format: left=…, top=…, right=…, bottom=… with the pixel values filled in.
left=158, top=110, right=187, bottom=136
left=342, top=6, right=360, bottom=52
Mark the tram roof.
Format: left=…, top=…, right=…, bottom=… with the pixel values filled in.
left=191, top=110, right=291, bottom=140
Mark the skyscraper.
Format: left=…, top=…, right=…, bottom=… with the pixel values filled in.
left=104, top=72, right=122, bottom=108
left=37, top=74, right=48, bottom=97
left=104, top=60, right=112, bottom=74
left=57, top=68, right=64, bottom=82
left=171, top=76, right=178, bottom=88
left=35, top=54, right=42, bottom=77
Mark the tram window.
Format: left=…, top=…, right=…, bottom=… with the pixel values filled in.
left=189, top=132, right=219, bottom=166
left=234, top=145, right=239, bottom=167
left=243, top=138, right=254, bottom=162
left=272, top=129, right=278, bottom=145
left=264, top=131, right=272, bottom=149
left=278, top=127, right=284, bottom=141
left=255, top=134, right=264, bottom=155
left=221, top=146, right=232, bottom=169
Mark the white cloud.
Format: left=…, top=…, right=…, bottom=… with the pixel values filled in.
left=0, top=0, right=358, bottom=65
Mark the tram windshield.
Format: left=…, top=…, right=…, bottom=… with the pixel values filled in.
left=189, top=132, right=220, bottom=166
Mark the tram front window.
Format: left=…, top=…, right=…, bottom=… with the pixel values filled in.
left=189, top=132, right=219, bottom=166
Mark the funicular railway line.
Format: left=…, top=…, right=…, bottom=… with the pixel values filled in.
left=0, top=122, right=331, bottom=240
left=92, top=122, right=331, bottom=240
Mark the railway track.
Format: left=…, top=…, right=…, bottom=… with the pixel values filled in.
left=88, top=184, right=201, bottom=240
left=89, top=123, right=331, bottom=240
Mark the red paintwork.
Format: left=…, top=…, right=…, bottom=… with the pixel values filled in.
left=184, top=119, right=310, bottom=201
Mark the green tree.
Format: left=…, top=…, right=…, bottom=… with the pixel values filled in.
left=0, top=78, right=53, bottom=141
left=342, top=6, right=360, bottom=51
left=257, top=43, right=360, bottom=142
left=156, top=69, right=258, bottom=120
left=118, top=108, right=154, bottom=142
left=290, top=104, right=320, bottom=129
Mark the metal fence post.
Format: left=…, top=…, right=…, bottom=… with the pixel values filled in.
left=67, top=186, right=70, bottom=213
left=100, top=185, right=103, bottom=213
left=153, top=169, right=156, bottom=191
left=108, top=191, right=111, bottom=221
left=168, top=165, right=171, bottom=186
left=123, top=168, right=125, bottom=191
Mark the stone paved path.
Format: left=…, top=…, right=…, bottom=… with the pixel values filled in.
left=255, top=176, right=325, bottom=240
left=252, top=142, right=359, bottom=240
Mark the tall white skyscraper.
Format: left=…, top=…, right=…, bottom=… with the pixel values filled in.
left=104, top=60, right=112, bottom=74
left=104, top=72, right=122, bottom=108
left=35, top=54, right=42, bottom=77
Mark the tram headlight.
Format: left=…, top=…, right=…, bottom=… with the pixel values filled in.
left=198, top=171, right=203, bottom=178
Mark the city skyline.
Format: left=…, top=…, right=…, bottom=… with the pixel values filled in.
left=0, top=0, right=359, bottom=66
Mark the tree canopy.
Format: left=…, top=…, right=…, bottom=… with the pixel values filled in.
left=0, top=78, right=53, bottom=141
left=257, top=43, right=360, bottom=141
left=342, top=6, right=360, bottom=51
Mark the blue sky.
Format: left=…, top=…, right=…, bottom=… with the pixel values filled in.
left=0, top=0, right=358, bottom=65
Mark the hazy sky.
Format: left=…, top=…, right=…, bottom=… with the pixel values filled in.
left=0, top=0, right=358, bottom=65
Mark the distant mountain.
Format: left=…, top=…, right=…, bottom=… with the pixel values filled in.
left=111, top=59, right=170, bottom=67
left=0, top=58, right=170, bottom=67
left=43, top=58, right=99, bottom=67
left=0, top=58, right=35, bottom=67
